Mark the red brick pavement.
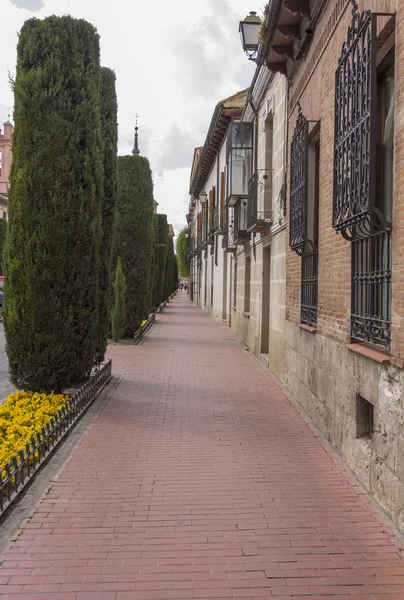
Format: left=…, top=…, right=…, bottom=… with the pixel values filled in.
left=1, top=294, right=404, bottom=600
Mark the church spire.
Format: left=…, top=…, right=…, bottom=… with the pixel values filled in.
left=132, top=114, right=140, bottom=156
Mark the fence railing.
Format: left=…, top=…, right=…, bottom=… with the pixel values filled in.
left=134, top=313, right=156, bottom=344
left=0, top=359, right=112, bottom=517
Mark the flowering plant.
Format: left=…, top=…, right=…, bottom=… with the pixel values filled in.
left=0, top=391, right=68, bottom=475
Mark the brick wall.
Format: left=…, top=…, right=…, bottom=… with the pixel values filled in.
left=286, top=0, right=399, bottom=346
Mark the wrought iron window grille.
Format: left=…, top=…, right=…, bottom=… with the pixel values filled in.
left=247, top=169, right=273, bottom=233
left=301, top=251, right=318, bottom=326
left=351, top=229, right=392, bottom=349
left=289, top=104, right=319, bottom=256
left=333, top=1, right=395, bottom=241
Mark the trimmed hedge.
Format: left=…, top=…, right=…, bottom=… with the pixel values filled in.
left=96, top=67, right=118, bottom=362
left=115, top=156, right=154, bottom=336
left=4, top=16, right=103, bottom=392
left=154, top=213, right=168, bottom=307
left=164, top=235, right=176, bottom=300
left=149, top=213, right=158, bottom=310
left=176, top=226, right=190, bottom=278
left=0, top=219, right=7, bottom=276
left=111, top=257, right=126, bottom=342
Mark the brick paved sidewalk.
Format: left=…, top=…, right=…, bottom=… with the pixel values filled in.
left=1, top=294, right=404, bottom=600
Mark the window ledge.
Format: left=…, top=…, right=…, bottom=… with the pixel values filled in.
left=298, top=323, right=317, bottom=333
left=346, top=342, right=390, bottom=364
left=242, top=312, right=250, bottom=319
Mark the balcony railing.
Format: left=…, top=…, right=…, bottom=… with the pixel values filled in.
left=247, top=170, right=273, bottom=233
left=223, top=211, right=237, bottom=253
left=233, top=198, right=249, bottom=245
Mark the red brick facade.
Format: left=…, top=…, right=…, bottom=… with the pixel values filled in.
left=285, top=0, right=401, bottom=352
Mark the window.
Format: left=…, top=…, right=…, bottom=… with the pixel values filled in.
left=333, top=7, right=394, bottom=349
left=204, top=259, right=207, bottom=305
left=2, top=212, right=6, bottom=220
left=244, top=257, right=251, bottom=314
left=220, top=170, right=226, bottom=230
left=233, top=258, right=238, bottom=309
left=289, top=106, right=319, bottom=327
left=301, top=139, right=320, bottom=326
left=226, top=122, right=253, bottom=206
left=211, top=256, right=214, bottom=307
left=356, top=395, right=374, bottom=439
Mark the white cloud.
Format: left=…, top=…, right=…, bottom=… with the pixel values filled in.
left=9, top=0, right=44, bottom=11
left=3, top=0, right=258, bottom=232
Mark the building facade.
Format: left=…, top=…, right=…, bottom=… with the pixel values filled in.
left=231, top=71, right=287, bottom=381
left=187, top=0, right=404, bottom=532
left=188, top=74, right=288, bottom=383
left=188, top=89, right=248, bottom=327
left=264, top=0, right=404, bottom=529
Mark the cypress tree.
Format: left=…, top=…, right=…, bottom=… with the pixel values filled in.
left=0, top=219, right=7, bottom=275
left=164, top=236, right=175, bottom=300
left=173, top=258, right=179, bottom=294
left=155, top=214, right=168, bottom=306
left=95, top=67, right=118, bottom=362
left=115, top=156, right=154, bottom=336
left=149, top=213, right=158, bottom=310
left=111, top=257, right=126, bottom=341
left=176, top=226, right=190, bottom=278
left=4, top=16, right=103, bottom=392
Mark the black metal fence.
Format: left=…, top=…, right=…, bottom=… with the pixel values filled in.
left=134, top=313, right=156, bottom=344
left=0, top=360, right=112, bottom=517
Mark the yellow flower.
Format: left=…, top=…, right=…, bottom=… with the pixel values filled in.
left=0, top=390, right=69, bottom=477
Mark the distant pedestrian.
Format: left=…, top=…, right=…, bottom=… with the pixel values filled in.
left=184, top=282, right=188, bottom=292
left=180, top=282, right=184, bottom=291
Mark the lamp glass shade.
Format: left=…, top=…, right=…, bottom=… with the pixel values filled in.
left=199, top=189, right=208, bottom=204
left=239, top=11, right=262, bottom=53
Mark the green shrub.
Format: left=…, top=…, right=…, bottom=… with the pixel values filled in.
left=115, top=156, right=154, bottom=336
left=154, top=214, right=168, bottom=307
left=111, top=257, right=126, bottom=341
left=164, top=235, right=175, bottom=300
left=4, top=16, right=103, bottom=392
left=95, top=67, right=118, bottom=362
left=0, top=219, right=7, bottom=276
left=176, top=226, right=190, bottom=278
left=149, top=213, right=158, bottom=310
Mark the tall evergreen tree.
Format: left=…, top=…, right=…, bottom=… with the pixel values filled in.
left=149, top=212, right=158, bottom=310
left=155, top=214, right=168, bottom=307
left=176, top=226, right=190, bottom=278
left=0, top=219, right=7, bottom=276
left=115, top=156, right=154, bottom=336
left=111, top=257, right=126, bottom=342
left=95, top=67, right=118, bottom=363
left=164, top=236, right=175, bottom=300
left=4, top=16, right=103, bottom=392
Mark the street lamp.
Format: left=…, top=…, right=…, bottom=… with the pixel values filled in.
left=199, top=189, right=208, bottom=205
left=239, top=11, right=262, bottom=62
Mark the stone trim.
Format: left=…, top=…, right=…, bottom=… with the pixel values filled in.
left=346, top=342, right=390, bottom=364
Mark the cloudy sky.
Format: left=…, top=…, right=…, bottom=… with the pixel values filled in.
left=1, top=0, right=259, bottom=234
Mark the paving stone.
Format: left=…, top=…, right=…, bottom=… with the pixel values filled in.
left=1, top=295, right=404, bottom=599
